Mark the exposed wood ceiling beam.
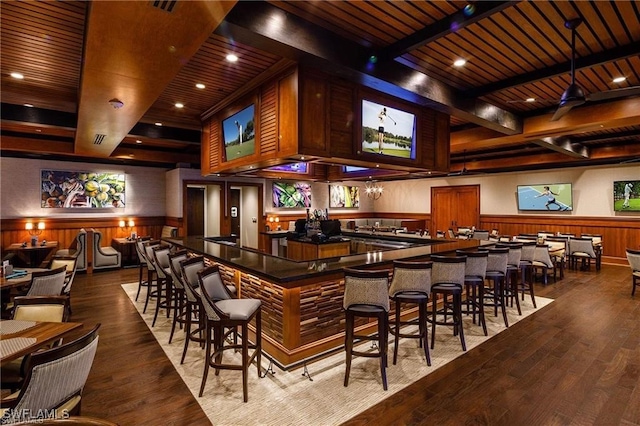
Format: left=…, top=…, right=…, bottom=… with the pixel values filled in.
left=451, top=97, right=640, bottom=153
left=75, top=1, right=236, bottom=158
left=218, top=1, right=522, bottom=135
left=451, top=144, right=639, bottom=173
left=464, top=44, right=640, bottom=98
left=378, top=1, right=516, bottom=62
left=533, top=137, right=589, bottom=159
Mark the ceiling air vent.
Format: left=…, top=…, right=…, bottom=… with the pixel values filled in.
left=93, top=134, right=106, bottom=145
left=150, top=0, right=177, bottom=13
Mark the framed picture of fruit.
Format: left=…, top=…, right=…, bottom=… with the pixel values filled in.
left=41, top=170, right=126, bottom=208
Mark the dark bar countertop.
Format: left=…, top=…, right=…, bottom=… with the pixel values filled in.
left=166, top=235, right=491, bottom=286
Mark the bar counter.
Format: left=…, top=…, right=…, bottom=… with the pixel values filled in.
left=165, top=235, right=490, bottom=367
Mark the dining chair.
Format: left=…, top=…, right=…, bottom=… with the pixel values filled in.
left=343, top=268, right=390, bottom=390
left=625, top=248, right=640, bottom=296
left=55, top=229, right=87, bottom=272
left=91, top=229, right=121, bottom=270
left=1, top=296, right=71, bottom=392
left=388, top=261, right=432, bottom=366
left=26, top=266, right=67, bottom=297
left=568, top=237, right=598, bottom=271
left=532, top=244, right=557, bottom=286
left=0, top=324, right=100, bottom=423
left=48, top=255, right=78, bottom=313
left=197, top=265, right=262, bottom=401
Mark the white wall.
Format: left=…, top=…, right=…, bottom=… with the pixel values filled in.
left=0, top=157, right=167, bottom=219
left=239, top=186, right=259, bottom=248
left=373, top=163, right=640, bottom=217
left=205, top=186, right=221, bottom=236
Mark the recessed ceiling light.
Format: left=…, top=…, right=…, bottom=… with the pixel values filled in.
left=526, top=98, right=536, bottom=102
left=175, top=102, right=184, bottom=108
left=136, top=139, right=142, bottom=144
left=226, top=54, right=238, bottom=62
left=24, top=103, right=34, bottom=107
left=10, top=72, right=24, bottom=79
left=300, top=156, right=305, bottom=160
left=453, top=59, right=466, bottom=67
left=195, top=83, right=205, bottom=89
left=155, top=122, right=162, bottom=126
left=613, top=76, right=626, bottom=83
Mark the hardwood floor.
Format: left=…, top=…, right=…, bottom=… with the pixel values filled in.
left=63, top=263, right=638, bottom=425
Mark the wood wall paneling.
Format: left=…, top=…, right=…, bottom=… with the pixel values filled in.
left=278, top=70, right=299, bottom=156
left=299, top=72, right=328, bottom=155
left=260, top=80, right=278, bottom=156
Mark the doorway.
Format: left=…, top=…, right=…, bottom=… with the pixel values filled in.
left=228, top=185, right=261, bottom=249
left=186, top=187, right=205, bottom=236
left=185, top=183, right=222, bottom=237
left=431, top=185, right=480, bottom=236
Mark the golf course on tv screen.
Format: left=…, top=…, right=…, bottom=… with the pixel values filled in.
left=614, top=180, right=640, bottom=211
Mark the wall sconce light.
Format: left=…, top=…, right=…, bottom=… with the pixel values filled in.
left=119, top=219, right=136, bottom=240
left=365, top=181, right=384, bottom=200
left=25, top=221, right=45, bottom=236
left=268, top=216, right=281, bottom=231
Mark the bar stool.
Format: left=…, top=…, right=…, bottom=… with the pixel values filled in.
left=388, top=261, right=432, bottom=366
left=483, top=247, right=510, bottom=327
left=456, top=250, right=489, bottom=336
left=517, top=241, right=537, bottom=308
left=179, top=255, right=207, bottom=364
left=496, top=242, right=523, bottom=316
left=343, top=268, right=390, bottom=391
left=134, top=236, right=152, bottom=301
left=151, top=244, right=175, bottom=327
left=428, top=255, right=467, bottom=351
left=198, top=265, right=262, bottom=402
left=168, top=249, right=189, bottom=343
left=142, top=240, right=161, bottom=314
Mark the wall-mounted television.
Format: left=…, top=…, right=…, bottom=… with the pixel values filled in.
left=265, top=163, right=308, bottom=173
left=517, top=183, right=573, bottom=211
left=343, top=166, right=369, bottom=173
left=41, top=170, right=125, bottom=208
left=329, top=185, right=359, bottom=208
left=272, top=182, right=311, bottom=208
left=222, top=104, right=255, bottom=162
left=614, top=180, right=640, bottom=211
left=361, top=99, right=416, bottom=159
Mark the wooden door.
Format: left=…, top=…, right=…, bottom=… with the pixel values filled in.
left=431, top=185, right=480, bottom=236
left=186, top=187, right=205, bottom=236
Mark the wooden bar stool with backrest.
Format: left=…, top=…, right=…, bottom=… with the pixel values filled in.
left=134, top=236, right=152, bottom=301
left=428, top=255, right=468, bottom=351
left=496, top=242, right=523, bottom=316
left=456, top=250, right=489, bottom=336
left=388, top=261, right=432, bottom=366
left=197, top=265, right=262, bottom=402
left=483, top=247, right=510, bottom=328
left=179, top=256, right=207, bottom=364
left=343, top=268, right=390, bottom=391
left=142, top=240, right=161, bottom=314
left=151, top=244, right=175, bottom=327
left=517, top=240, right=537, bottom=308
left=168, top=249, right=190, bottom=344
left=625, top=248, right=640, bottom=296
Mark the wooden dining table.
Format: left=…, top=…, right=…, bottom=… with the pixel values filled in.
left=0, top=320, right=83, bottom=366
left=0, top=268, right=48, bottom=291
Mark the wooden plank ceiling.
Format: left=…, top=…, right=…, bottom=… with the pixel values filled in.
left=1, top=0, right=638, bottom=174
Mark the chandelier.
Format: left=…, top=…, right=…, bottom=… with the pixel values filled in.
left=365, top=181, right=383, bottom=200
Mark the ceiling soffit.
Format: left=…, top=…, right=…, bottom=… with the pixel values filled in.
left=74, top=1, right=236, bottom=157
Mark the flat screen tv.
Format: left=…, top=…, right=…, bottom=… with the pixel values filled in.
left=265, top=163, right=308, bottom=173
left=329, top=185, right=359, bottom=208
left=361, top=99, right=416, bottom=159
left=343, top=166, right=369, bottom=173
left=517, top=183, right=573, bottom=211
left=614, top=180, right=640, bottom=211
left=272, top=182, right=312, bottom=208
left=222, top=104, right=255, bottom=162
left=41, top=170, right=125, bottom=208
